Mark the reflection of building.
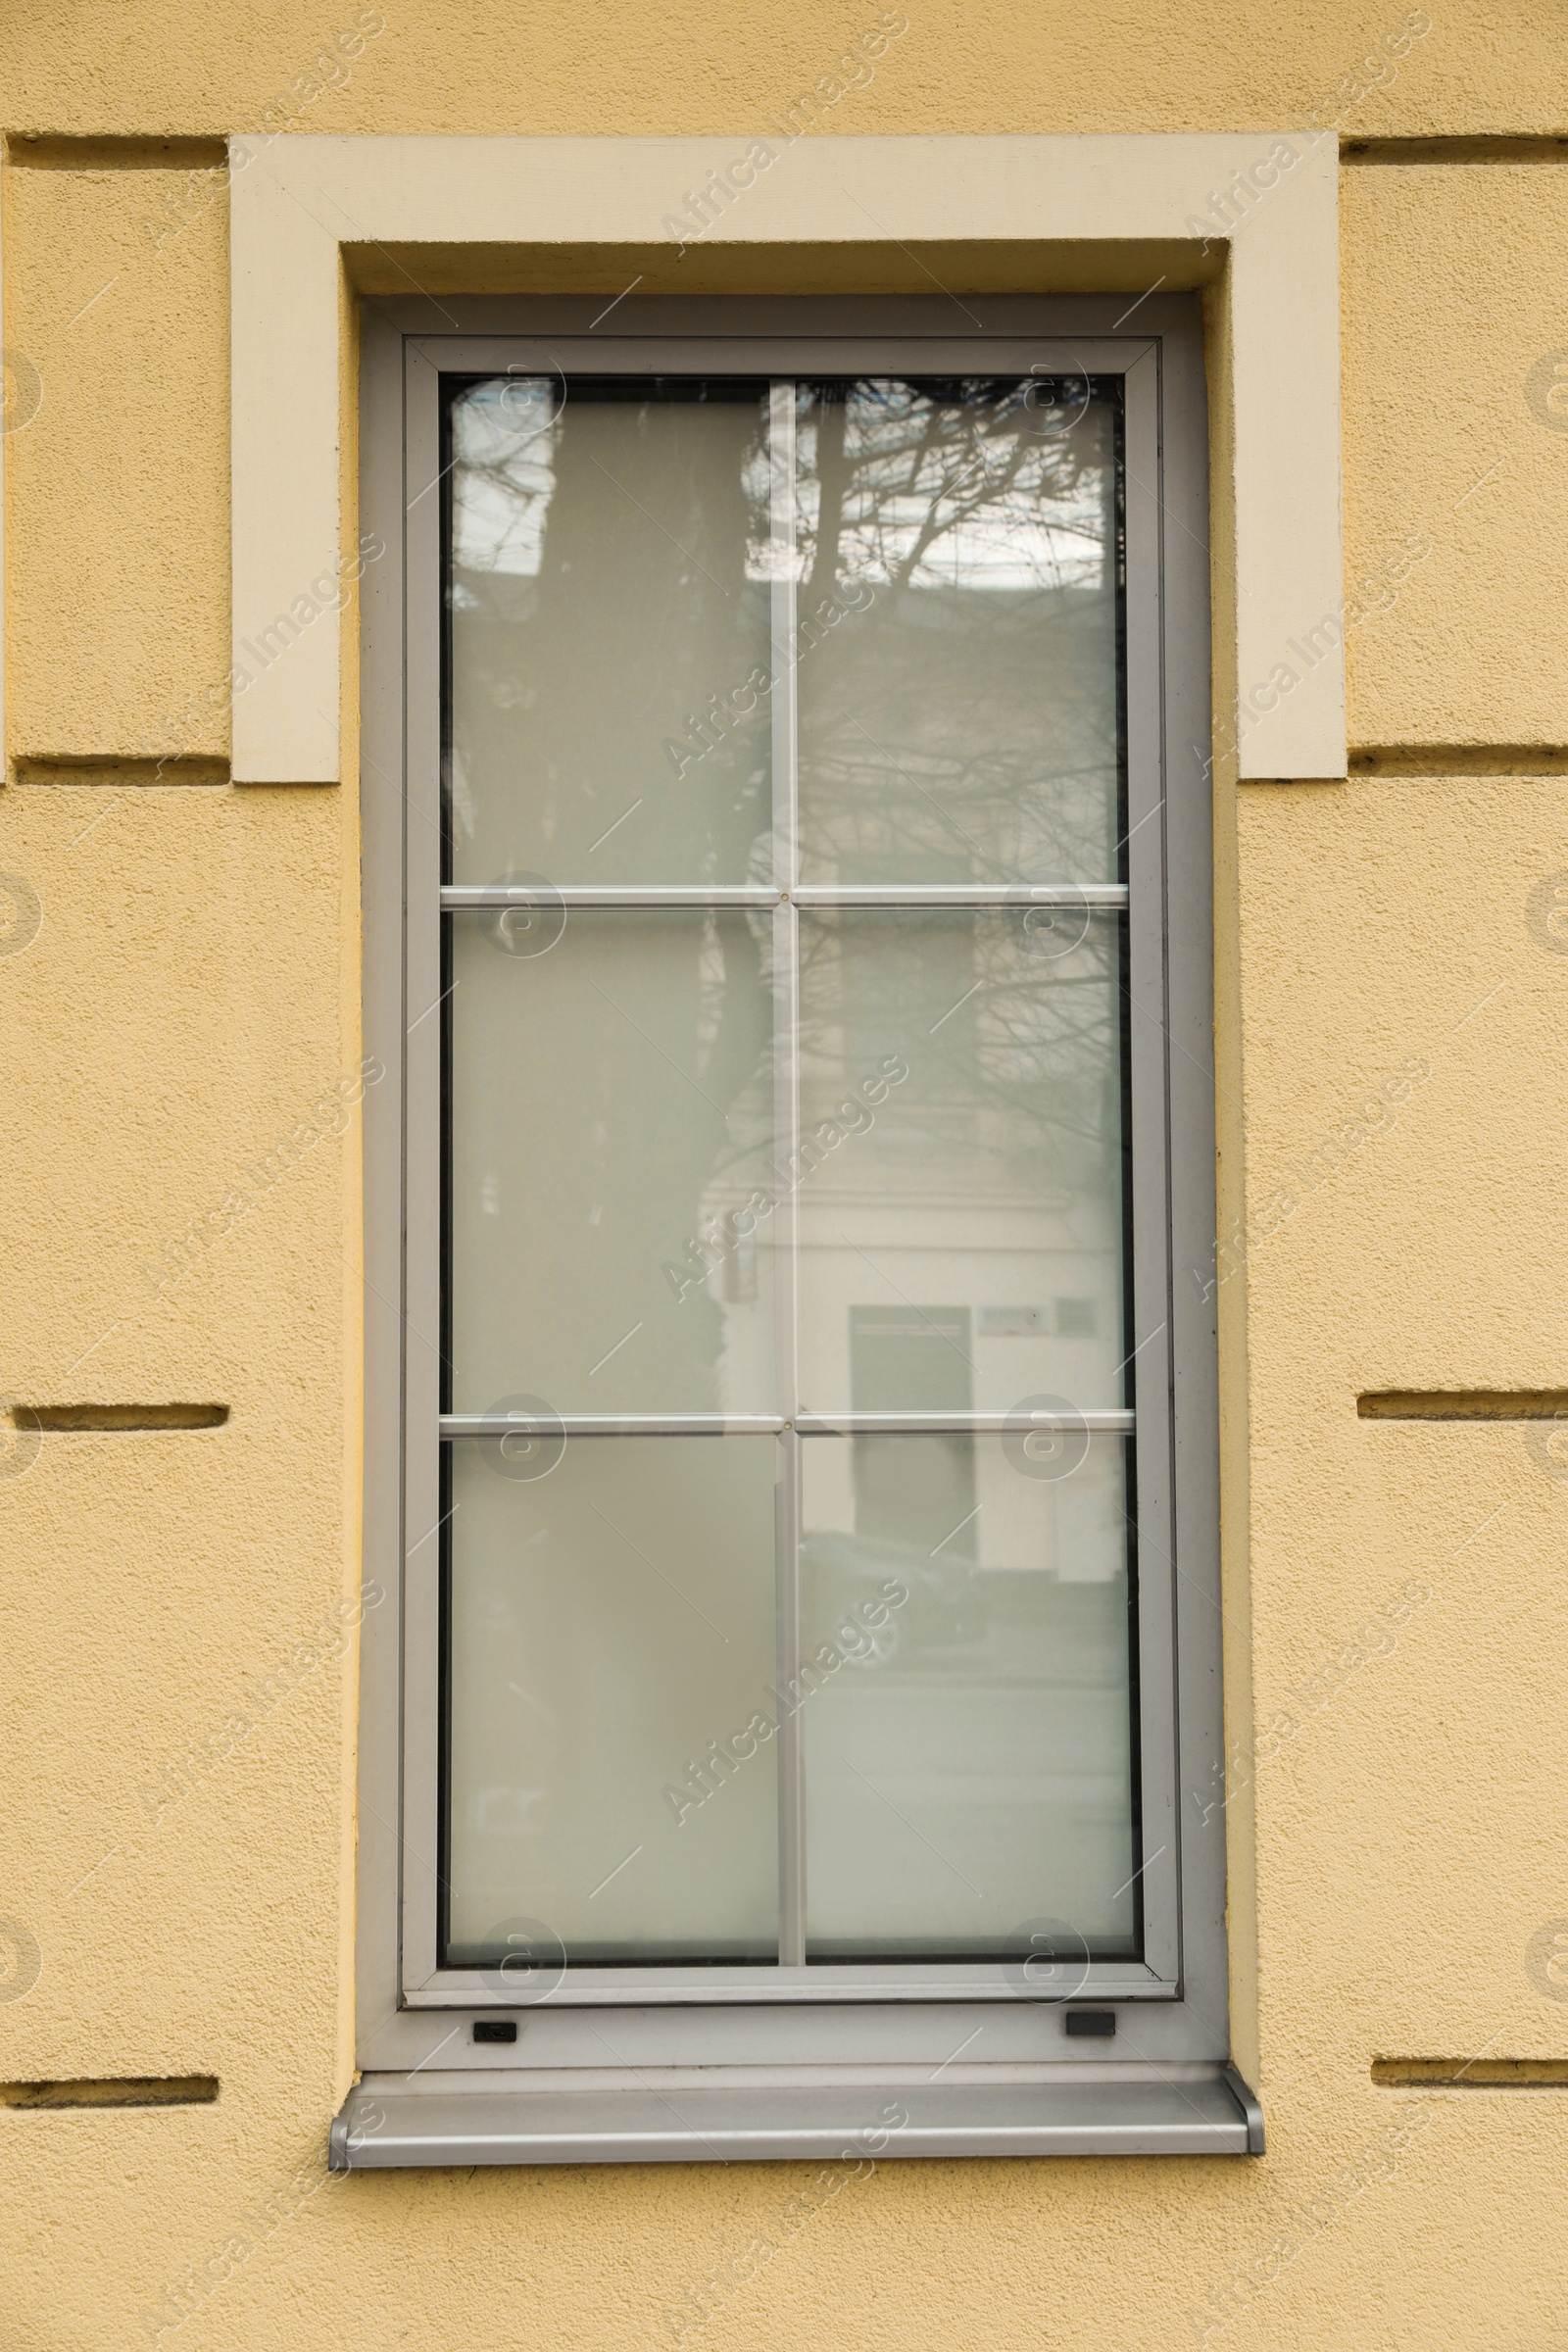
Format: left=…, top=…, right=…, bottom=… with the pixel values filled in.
left=704, top=904, right=1130, bottom=1584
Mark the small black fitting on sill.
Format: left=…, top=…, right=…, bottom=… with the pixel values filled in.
left=1063, top=2009, right=1117, bottom=2038
left=472, top=2020, right=517, bottom=2044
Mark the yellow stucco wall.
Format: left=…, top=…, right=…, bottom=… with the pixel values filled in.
left=3, top=5, right=1568, bottom=2345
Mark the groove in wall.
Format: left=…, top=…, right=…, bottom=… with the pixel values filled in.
left=3, top=135, right=228, bottom=171
left=1348, top=746, right=1568, bottom=778
left=19, top=1405, right=230, bottom=1432
left=0, top=2077, right=220, bottom=2109
left=12, top=758, right=230, bottom=788
left=1358, top=1391, right=1568, bottom=1421
left=1343, top=135, right=1568, bottom=165
left=1373, top=2059, right=1568, bottom=2087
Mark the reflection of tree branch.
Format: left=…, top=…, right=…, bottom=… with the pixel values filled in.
left=452, top=454, right=555, bottom=570
left=452, top=376, right=1127, bottom=1399
left=886, top=420, right=1033, bottom=595
left=802, top=387, right=850, bottom=612
left=790, top=380, right=1120, bottom=890
left=798, top=908, right=1123, bottom=1174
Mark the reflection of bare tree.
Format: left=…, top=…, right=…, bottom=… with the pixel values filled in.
left=796, top=912, right=1121, bottom=1196
left=795, top=378, right=1121, bottom=889
left=445, top=376, right=1127, bottom=1414
left=449, top=378, right=772, bottom=885
left=447, top=384, right=777, bottom=1412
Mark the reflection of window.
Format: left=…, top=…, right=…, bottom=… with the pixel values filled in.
left=851, top=1305, right=976, bottom=1566
left=827, top=908, right=978, bottom=1149
left=851, top=1304, right=974, bottom=1412
left=793, top=380, right=1122, bottom=890
left=1055, top=1296, right=1099, bottom=1337
left=368, top=301, right=1225, bottom=2125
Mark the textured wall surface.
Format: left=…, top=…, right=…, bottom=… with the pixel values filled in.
left=1341, top=161, right=1568, bottom=749
left=3, top=3, right=1568, bottom=2346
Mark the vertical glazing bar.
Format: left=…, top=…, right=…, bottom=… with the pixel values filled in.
left=769, top=379, right=799, bottom=896
left=773, top=1418, right=805, bottom=1967
left=769, top=379, right=806, bottom=1967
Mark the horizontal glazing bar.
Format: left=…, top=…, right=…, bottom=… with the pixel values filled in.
left=439, top=1414, right=787, bottom=1438
left=794, top=1410, right=1136, bottom=1435
left=441, top=886, right=778, bottom=909
left=442, top=885, right=1131, bottom=910
left=439, top=1413, right=1134, bottom=1438
left=789, top=885, right=1129, bottom=908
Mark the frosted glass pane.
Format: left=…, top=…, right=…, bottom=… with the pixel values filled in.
left=444, top=1436, right=779, bottom=1965
left=795, top=910, right=1127, bottom=1414
left=800, top=1433, right=1136, bottom=1961
left=794, top=379, right=1122, bottom=887
left=446, top=910, right=777, bottom=1416
left=447, top=379, right=773, bottom=886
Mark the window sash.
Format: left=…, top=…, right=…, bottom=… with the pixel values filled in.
left=376, top=312, right=1204, bottom=2021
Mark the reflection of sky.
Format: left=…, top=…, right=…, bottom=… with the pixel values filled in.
left=453, top=375, right=1110, bottom=592
left=452, top=379, right=559, bottom=576
left=799, top=383, right=1110, bottom=595
left=841, top=499, right=1105, bottom=594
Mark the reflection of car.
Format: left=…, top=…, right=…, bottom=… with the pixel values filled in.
left=801, top=1531, right=988, bottom=1666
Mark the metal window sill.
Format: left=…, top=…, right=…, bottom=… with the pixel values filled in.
left=330, top=2065, right=1263, bottom=2168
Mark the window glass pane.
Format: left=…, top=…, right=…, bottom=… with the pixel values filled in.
left=434, top=359, right=1150, bottom=1991
left=800, top=1433, right=1137, bottom=1962
left=447, top=379, right=774, bottom=886
left=794, top=378, right=1122, bottom=887
left=795, top=909, right=1129, bottom=1414
left=446, top=909, right=777, bottom=1416
left=444, top=1436, right=780, bottom=1966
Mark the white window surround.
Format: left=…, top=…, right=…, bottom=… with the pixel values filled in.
left=227, top=131, right=1344, bottom=788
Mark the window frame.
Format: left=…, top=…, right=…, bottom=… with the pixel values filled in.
left=355, top=293, right=1231, bottom=2100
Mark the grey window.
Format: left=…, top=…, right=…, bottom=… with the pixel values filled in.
left=345, top=297, right=1255, bottom=2166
